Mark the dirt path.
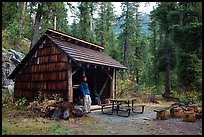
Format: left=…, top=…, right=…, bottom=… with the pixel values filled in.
left=87, top=104, right=202, bottom=135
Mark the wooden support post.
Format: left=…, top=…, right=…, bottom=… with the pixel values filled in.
left=67, top=62, right=73, bottom=102
left=99, top=77, right=109, bottom=96
left=110, top=69, right=115, bottom=99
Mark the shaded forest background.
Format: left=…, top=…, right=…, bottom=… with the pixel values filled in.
left=2, top=2, right=202, bottom=104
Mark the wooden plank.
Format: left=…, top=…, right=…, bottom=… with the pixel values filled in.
left=110, top=68, right=115, bottom=99
left=72, top=67, right=80, bottom=76
left=67, top=62, right=73, bottom=102
left=105, top=69, right=112, bottom=80
left=99, top=77, right=109, bottom=96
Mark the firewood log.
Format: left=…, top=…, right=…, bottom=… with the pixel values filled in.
left=170, top=107, right=183, bottom=118
left=186, top=104, right=199, bottom=113
left=182, top=111, right=196, bottom=122
left=154, top=109, right=168, bottom=120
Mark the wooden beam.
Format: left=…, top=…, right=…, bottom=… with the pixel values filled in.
left=104, top=69, right=112, bottom=80
left=72, top=67, right=80, bottom=76
left=67, top=62, right=73, bottom=102
left=99, top=77, right=109, bottom=96
left=47, top=29, right=104, bottom=50
left=74, top=40, right=79, bottom=44
left=110, top=68, right=115, bottom=99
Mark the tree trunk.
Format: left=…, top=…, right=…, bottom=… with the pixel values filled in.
left=30, top=3, right=42, bottom=50
left=163, top=31, right=171, bottom=98
left=54, top=15, right=56, bottom=30
left=19, top=2, right=26, bottom=29
left=123, top=2, right=129, bottom=68
left=90, top=8, right=93, bottom=42
left=136, top=67, right=139, bottom=84
left=122, top=2, right=129, bottom=80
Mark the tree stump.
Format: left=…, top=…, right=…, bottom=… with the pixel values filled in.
left=182, top=111, right=196, bottom=122
left=170, top=107, right=183, bottom=118
left=154, top=109, right=168, bottom=120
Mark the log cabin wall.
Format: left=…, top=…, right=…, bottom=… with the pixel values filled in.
left=14, top=38, right=68, bottom=100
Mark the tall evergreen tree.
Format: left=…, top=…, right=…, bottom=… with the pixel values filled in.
left=118, top=2, right=143, bottom=80
left=151, top=2, right=177, bottom=98
left=95, top=2, right=116, bottom=53
left=30, top=2, right=71, bottom=49
left=171, top=2, right=202, bottom=93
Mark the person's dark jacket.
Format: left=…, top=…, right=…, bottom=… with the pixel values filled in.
left=80, top=82, right=90, bottom=97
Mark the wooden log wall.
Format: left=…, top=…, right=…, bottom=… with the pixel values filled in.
left=14, top=39, right=68, bottom=100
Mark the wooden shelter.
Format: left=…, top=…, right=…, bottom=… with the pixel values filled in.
left=8, top=29, right=126, bottom=103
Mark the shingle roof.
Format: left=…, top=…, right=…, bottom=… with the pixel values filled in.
left=7, top=29, right=126, bottom=79
left=49, top=36, right=126, bottom=69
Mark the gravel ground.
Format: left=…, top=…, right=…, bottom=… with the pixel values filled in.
left=87, top=104, right=202, bottom=135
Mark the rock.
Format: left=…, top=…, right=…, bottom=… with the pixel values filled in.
left=63, top=108, right=70, bottom=120
left=51, top=107, right=64, bottom=120
left=7, top=49, right=25, bottom=61
left=2, top=53, right=8, bottom=62
left=142, top=117, right=150, bottom=121
left=72, top=107, right=85, bottom=117
left=7, top=84, right=14, bottom=94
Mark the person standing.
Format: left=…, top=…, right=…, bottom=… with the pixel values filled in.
left=80, top=76, right=92, bottom=113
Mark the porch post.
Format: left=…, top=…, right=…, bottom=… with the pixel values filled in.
left=110, top=68, right=115, bottom=99
left=67, top=62, right=73, bottom=102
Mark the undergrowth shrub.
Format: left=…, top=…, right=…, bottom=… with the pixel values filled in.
left=14, top=98, right=28, bottom=108
left=2, top=127, right=9, bottom=135
left=2, top=92, right=14, bottom=107
left=116, top=78, right=135, bottom=98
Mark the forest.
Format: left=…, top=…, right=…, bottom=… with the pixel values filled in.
left=2, top=2, right=202, bottom=105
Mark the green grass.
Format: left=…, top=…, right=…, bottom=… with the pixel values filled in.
left=51, top=124, right=79, bottom=135
left=2, top=107, right=111, bottom=135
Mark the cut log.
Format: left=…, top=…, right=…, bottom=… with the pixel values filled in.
left=170, top=107, right=183, bottom=118
left=154, top=109, right=168, bottom=120
left=186, top=104, right=199, bottom=113
left=182, top=111, right=196, bottom=122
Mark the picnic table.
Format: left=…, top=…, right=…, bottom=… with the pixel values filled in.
left=101, top=98, right=145, bottom=117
